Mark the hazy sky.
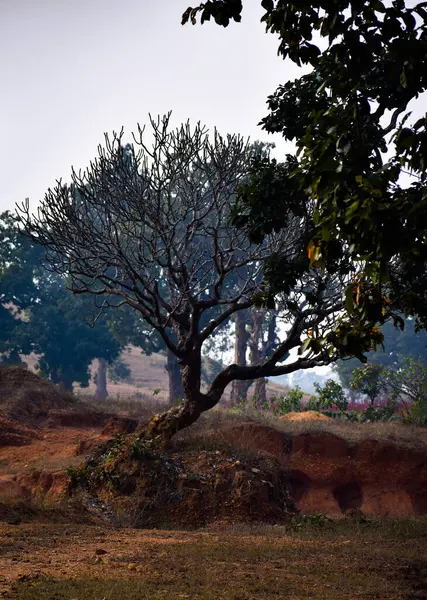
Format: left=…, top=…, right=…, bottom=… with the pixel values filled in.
left=1, top=0, right=302, bottom=214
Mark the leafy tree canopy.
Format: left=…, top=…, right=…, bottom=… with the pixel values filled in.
left=182, top=0, right=427, bottom=349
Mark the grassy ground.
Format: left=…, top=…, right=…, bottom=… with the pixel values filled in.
left=5, top=518, right=427, bottom=600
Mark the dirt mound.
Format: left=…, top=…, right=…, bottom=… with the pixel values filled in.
left=221, top=422, right=292, bottom=461
left=0, top=366, right=73, bottom=422
left=15, top=469, right=70, bottom=502
left=68, top=436, right=296, bottom=528
left=280, top=411, right=333, bottom=422
left=0, top=417, right=40, bottom=447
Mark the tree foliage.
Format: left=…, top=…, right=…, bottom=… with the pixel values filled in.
left=0, top=211, right=123, bottom=390
left=335, top=316, right=427, bottom=389
left=382, top=358, right=427, bottom=424
left=182, top=0, right=427, bottom=351
left=312, top=379, right=348, bottom=412
left=350, top=363, right=384, bottom=405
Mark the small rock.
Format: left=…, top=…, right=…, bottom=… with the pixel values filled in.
left=95, top=548, right=108, bottom=555
left=252, top=468, right=261, bottom=474
left=127, top=563, right=137, bottom=571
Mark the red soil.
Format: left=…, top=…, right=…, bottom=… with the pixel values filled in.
left=0, top=390, right=426, bottom=522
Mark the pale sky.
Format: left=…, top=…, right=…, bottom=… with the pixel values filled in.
left=2, top=0, right=424, bottom=214
left=1, top=0, right=302, bottom=214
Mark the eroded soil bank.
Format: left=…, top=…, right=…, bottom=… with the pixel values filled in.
left=227, top=423, right=427, bottom=519
left=1, top=413, right=427, bottom=524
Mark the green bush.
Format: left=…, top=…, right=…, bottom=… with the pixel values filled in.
left=361, top=404, right=396, bottom=423
left=271, top=386, right=303, bottom=416
left=312, top=379, right=348, bottom=412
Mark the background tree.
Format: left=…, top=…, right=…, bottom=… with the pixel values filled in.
left=229, top=309, right=250, bottom=405
left=310, top=379, right=348, bottom=413
left=229, top=306, right=278, bottom=406
left=335, top=317, right=427, bottom=389
left=350, top=364, right=385, bottom=406
left=381, top=358, right=427, bottom=424
left=1, top=210, right=42, bottom=365
left=0, top=211, right=124, bottom=393
left=20, top=114, right=355, bottom=439
left=247, top=307, right=277, bottom=405
left=182, top=0, right=427, bottom=350
left=107, top=356, right=133, bottom=384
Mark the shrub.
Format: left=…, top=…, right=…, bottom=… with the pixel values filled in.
left=312, top=379, right=348, bottom=412
left=270, top=386, right=303, bottom=416
left=361, top=403, right=396, bottom=423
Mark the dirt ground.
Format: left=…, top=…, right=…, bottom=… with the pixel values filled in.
left=1, top=520, right=427, bottom=600
left=0, top=426, right=105, bottom=476
left=0, top=417, right=426, bottom=599
left=1, top=365, right=427, bottom=599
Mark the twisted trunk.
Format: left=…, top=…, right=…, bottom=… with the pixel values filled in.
left=149, top=349, right=205, bottom=438
left=147, top=317, right=331, bottom=441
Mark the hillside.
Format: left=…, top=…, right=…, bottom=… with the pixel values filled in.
left=86, top=347, right=291, bottom=405
left=25, top=347, right=290, bottom=405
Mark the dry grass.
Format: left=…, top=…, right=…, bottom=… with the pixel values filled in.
left=79, top=391, right=161, bottom=420
left=77, top=391, right=427, bottom=454
left=209, top=406, right=427, bottom=448
left=7, top=518, right=427, bottom=600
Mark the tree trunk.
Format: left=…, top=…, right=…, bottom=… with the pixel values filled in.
left=149, top=349, right=205, bottom=440
left=253, top=377, right=267, bottom=405
left=247, top=309, right=263, bottom=404
left=49, top=368, right=60, bottom=385
left=95, top=357, right=108, bottom=401
left=253, top=311, right=277, bottom=406
left=165, top=349, right=185, bottom=406
left=58, top=377, right=73, bottom=393
left=230, top=311, right=250, bottom=405
left=146, top=314, right=333, bottom=442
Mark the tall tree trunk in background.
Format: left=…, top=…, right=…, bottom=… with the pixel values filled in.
left=50, top=367, right=73, bottom=393
left=230, top=310, right=250, bottom=405
left=249, top=309, right=267, bottom=406
left=166, top=348, right=185, bottom=406
left=94, top=357, right=108, bottom=400
left=58, top=377, right=74, bottom=393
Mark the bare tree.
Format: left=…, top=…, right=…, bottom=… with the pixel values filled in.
left=19, top=114, right=345, bottom=439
